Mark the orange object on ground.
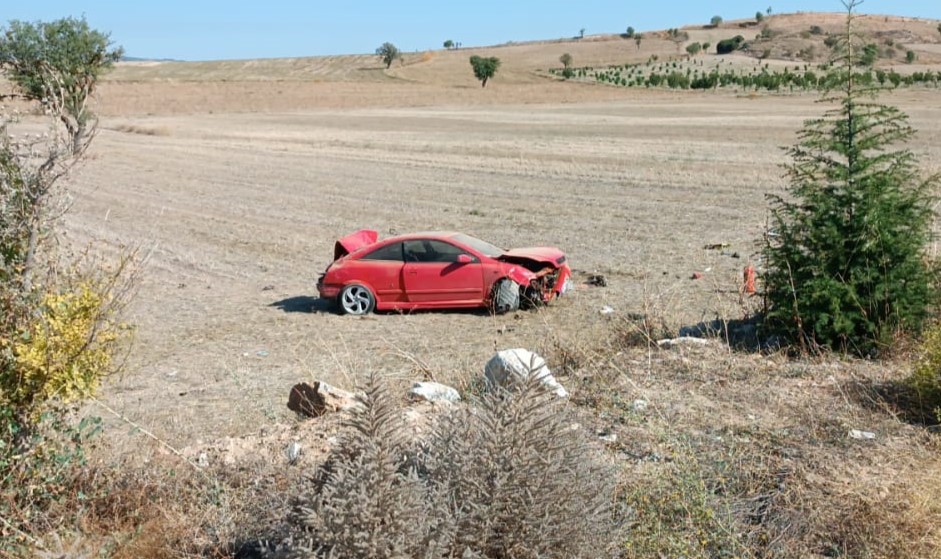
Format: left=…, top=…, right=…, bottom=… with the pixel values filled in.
left=743, top=265, right=756, bottom=295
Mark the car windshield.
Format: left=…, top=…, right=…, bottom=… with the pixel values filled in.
left=452, top=233, right=504, bottom=258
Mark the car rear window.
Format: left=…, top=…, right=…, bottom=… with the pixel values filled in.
left=361, top=242, right=404, bottom=261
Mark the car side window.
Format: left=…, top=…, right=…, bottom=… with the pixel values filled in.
left=361, top=242, right=404, bottom=261
left=404, top=240, right=474, bottom=263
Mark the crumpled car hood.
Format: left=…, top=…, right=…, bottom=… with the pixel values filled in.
left=500, top=247, right=566, bottom=267
left=334, top=229, right=378, bottom=260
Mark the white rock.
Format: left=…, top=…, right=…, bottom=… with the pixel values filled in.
left=484, top=348, right=568, bottom=398
left=631, top=399, right=649, bottom=413
left=408, top=381, right=461, bottom=403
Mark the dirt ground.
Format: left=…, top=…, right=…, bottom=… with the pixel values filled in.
left=59, top=82, right=941, bottom=451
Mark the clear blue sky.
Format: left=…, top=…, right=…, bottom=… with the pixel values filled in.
left=4, top=1, right=939, bottom=61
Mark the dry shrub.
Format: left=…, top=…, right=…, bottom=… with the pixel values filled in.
left=291, top=373, right=621, bottom=558
left=74, top=455, right=238, bottom=559
left=909, top=322, right=941, bottom=421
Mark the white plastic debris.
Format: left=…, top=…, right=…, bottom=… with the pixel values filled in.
left=849, top=429, right=876, bottom=440
left=600, top=305, right=615, bottom=315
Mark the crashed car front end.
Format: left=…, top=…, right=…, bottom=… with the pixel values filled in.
left=499, top=249, right=573, bottom=304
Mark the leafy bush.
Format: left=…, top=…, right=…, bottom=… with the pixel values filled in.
left=293, top=374, right=620, bottom=558
left=717, top=35, right=745, bottom=54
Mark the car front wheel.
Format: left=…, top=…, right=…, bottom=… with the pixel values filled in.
left=339, top=284, right=376, bottom=315
left=491, top=279, right=521, bottom=314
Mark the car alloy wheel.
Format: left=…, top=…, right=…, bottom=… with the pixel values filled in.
left=340, top=284, right=375, bottom=315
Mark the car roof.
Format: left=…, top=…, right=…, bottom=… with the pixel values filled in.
left=381, top=231, right=462, bottom=243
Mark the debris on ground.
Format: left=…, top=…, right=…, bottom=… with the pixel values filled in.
left=691, top=272, right=703, bottom=280
left=631, top=399, right=649, bottom=413
left=287, top=381, right=364, bottom=418
left=285, top=441, right=301, bottom=464
left=409, top=381, right=461, bottom=404
left=704, top=243, right=729, bottom=250
left=586, top=274, right=607, bottom=287
left=484, top=348, right=568, bottom=398
left=657, top=336, right=709, bottom=349
left=849, top=429, right=876, bottom=440
left=600, top=305, right=615, bottom=315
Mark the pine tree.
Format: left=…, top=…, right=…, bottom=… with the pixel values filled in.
left=763, top=0, right=938, bottom=355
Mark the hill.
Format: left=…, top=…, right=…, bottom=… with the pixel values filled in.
left=106, top=12, right=941, bottom=86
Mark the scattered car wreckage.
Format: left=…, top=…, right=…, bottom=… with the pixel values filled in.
left=317, top=230, right=572, bottom=315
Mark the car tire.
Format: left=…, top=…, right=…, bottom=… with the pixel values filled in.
left=492, top=279, right=520, bottom=314
left=521, top=287, right=545, bottom=310
left=339, top=284, right=376, bottom=315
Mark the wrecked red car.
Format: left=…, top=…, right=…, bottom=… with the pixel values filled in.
left=317, top=230, right=572, bottom=315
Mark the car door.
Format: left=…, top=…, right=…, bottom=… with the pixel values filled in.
left=403, top=239, right=485, bottom=304
left=350, top=241, right=406, bottom=303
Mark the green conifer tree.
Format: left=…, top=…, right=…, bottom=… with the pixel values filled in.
left=763, top=0, right=938, bottom=355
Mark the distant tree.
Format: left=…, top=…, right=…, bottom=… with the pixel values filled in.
left=906, top=49, right=916, bottom=63
left=375, top=42, right=401, bottom=69
left=767, top=6, right=773, bottom=15
left=860, top=42, right=878, bottom=66
left=716, top=35, right=745, bottom=54
left=937, top=23, right=941, bottom=37
left=634, top=33, right=644, bottom=49
left=469, top=55, right=500, bottom=87
left=625, top=26, right=635, bottom=38
left=756, top=11, right=765, bottom=22
left=686, top=42, right=702, bottom=56
left=579, top=28, right=586, bottom=39
left=711, top=15, right=723, bottom=26
left=667, top=28, right=689, bottom=52
left=763, top=0, right=938, bottom=355
left=702, top=42, right=711, bottom=53
left=559, top=53, right=573, bottom=68
left=0, top=16, right=123, bottom=153
left=443, top=39, right=454, bottom=49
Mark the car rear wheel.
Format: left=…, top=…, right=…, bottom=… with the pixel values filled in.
left=339, top=284, right=376, bottom=315
left=491, top=279, right=520, bottom=314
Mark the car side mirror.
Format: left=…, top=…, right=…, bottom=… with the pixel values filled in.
left=457, top=254, right=474, bottom=264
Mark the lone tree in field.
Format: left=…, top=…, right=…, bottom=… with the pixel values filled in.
left=375, top=42, right=401, bottom=69
left=710, top=15, right=723, bottom=26
left=763, top=0, right=938, bottom=355
left=559, top=53, right=573, bottom=68
left=686, top=42, right=702, bottom=56
left=634, top=33, right=643, bottom=49
left=667, top=28, right=689, bottom=52
left=625, top=26, right=635, bottom=38
left=469, top=55, right=500, bottom=87
left=0, top=16, right=123, bottom=153
left=443, top=39, right=454, bottom=49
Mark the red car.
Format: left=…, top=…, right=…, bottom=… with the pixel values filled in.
left=317, top=230, right=572, bottom=315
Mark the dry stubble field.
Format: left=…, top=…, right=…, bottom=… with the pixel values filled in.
left=64, top=84, right=941, bottom=450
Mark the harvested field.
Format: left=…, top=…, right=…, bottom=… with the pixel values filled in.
left=66, top=86, right=941, bottom=448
